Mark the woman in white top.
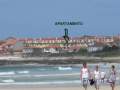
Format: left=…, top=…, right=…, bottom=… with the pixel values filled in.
left=93, top=65, right=101, bottom=90
left=108, top=65, right=116, bottom=90
left=80, top=63, right=90, bottom=90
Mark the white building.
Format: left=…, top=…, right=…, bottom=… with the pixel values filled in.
left=87, top=42, right=104, bottom=52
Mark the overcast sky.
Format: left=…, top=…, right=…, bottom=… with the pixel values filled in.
left=0, top=0, right=120, bottom=39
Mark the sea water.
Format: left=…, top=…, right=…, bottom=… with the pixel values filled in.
left=0, top=63, right=120, bottom=85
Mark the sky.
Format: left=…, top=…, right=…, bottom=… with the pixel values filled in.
left=0, top=0, right=120, bottom=39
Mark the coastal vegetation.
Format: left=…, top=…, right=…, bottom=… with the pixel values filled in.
left=91, top=45, right=120, bottom=57
left=47, top=45, right=120, bottom=57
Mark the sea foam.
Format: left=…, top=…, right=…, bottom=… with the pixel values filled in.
left=17, top=70, right=29, bottom=74
left=58, top=67, right=72, bottom=70
left=2, top=79, right=15, bottom=83
left=0, top=71, right=15, bottom=76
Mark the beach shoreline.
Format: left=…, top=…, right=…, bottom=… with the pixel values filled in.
left=0, top=56, right=120, bottom=66
left=0, top=85, right=120, bottom=90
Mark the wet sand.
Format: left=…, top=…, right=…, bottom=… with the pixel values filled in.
left=0, top=85, right=120, bottom=90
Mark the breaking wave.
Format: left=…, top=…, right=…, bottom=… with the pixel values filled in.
left=58, top=67, right=72, bottom=70
left=0, top=71, right=15, bottom=76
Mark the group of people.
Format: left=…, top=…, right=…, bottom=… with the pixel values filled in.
left=80, top=63, right=117, bottom=90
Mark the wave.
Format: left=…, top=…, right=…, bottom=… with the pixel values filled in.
left=0, top=71, right=15, bottom=76
left=32, top=73, right=79, bottom=77
left=58, top=67, right=72, bottom=71
left=17, top=70, right=29, bottom=74
left=0, top=73, right=80, bottom=78
left=0, top=80, right=81, bottom=85
left=2, top=79, right=15, bottom=83
left=38, top=68, right=48, bottom=71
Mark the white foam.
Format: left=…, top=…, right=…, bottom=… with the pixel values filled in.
left=18, top=70, right=29, bottom=74
left=2, top=79, right=15, bottom=83
left=0, top=71, right=15, bottom=76
left=0, top=80, right=81, bottom=85
left=33, top=73, right=79, bottom=77
left=0, top=73, right=80, bottom=78
left=58, top=67, right=72, bottom=70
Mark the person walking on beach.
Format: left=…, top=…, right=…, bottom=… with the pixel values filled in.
left=107, top=65, right=117, bottom=90
left=101, top=71, right=106, bottom=83
left=80, top=62, right=90, bottom=90
left=93, top=65, right=101, bottom=90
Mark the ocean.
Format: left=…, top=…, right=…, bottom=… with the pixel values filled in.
left=0, top=63, right=120, bottom=85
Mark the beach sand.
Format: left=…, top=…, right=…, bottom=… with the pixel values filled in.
left=0, top=85, right=120, bottom=90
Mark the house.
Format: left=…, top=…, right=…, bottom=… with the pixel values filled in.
left=12, top=41, right=24, bottom=56
left=87, top=42, right=104, bottom=52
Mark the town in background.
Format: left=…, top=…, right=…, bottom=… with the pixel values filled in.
left=0, top=35, right=120, bottom=57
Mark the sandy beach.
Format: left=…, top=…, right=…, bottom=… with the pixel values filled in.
left=0, top=85, right=120, bottom=90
